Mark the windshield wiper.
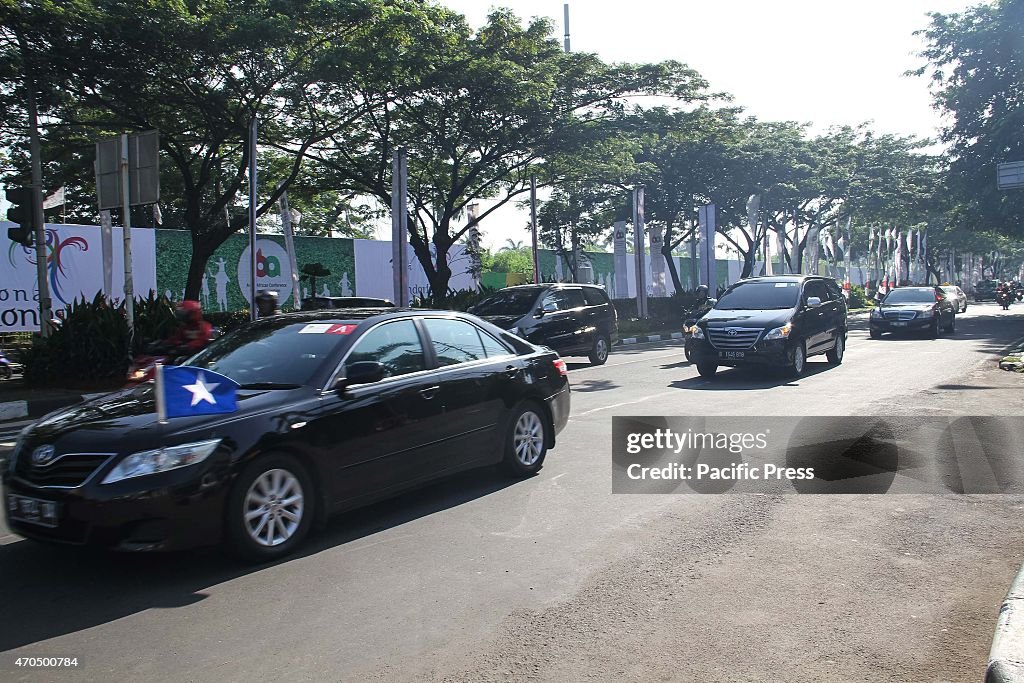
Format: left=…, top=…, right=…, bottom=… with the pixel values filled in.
left=239, top=382, right=302, bottom=390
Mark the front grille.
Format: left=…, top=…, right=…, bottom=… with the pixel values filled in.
left=708, top=327, right=762, bottom=350
left=14, top=452, right=113, bottom=488
left=883, top=310, right=918, bottom=321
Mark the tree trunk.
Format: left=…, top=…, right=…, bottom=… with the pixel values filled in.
left=185, top=231, right=218, bottom=301
left=662, top=239, right=682, bottom=293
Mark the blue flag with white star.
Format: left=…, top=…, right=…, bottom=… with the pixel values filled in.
left=157, top=365, right=239, bottom=420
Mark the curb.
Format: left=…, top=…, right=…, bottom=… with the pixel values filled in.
left=998, top=339, right=1024, bottom=373
left=616, top=332, right=684, bottom=346
left=987, top=561, right=1024, bottom=682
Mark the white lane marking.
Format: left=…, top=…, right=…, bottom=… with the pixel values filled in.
left=550, top=473, right=567, bottom=482
left=574, top=390, right=682, bottom=417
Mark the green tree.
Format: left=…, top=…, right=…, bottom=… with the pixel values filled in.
left=914, top=0, right=1024, bottom=234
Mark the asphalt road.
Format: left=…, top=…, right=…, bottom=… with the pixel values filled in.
left=2, top=302, right=1024, bottom=682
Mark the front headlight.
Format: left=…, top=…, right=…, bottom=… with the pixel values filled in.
left=691, top=326, right=705, bottom=340
left=101, top=438, right=221, bottom=484
left=918, top=309, right=935, bottom=318
left=764, top=322, right=793, bottom=340
left=870, top=308, right=882, bottom=318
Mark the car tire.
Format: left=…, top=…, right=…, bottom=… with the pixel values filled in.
left=929, top=319, right=940, bottom=339
left=944, top=313, right=955, bottom=333
left=787, top=341, right=807, bottom=378
left=226, top=453, right=315, bottom=563
left=826, top=333, right=845, bottom=365
left=869, top=328, right=881, bottom=340
left=501, top=402, right=548, bottom=477
left=696, top=361, right=718, bottom=378
left=588, top=334, right=610, bottom=366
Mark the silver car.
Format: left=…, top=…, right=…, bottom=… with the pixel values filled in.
left=940, top=285, right=968, bottom=313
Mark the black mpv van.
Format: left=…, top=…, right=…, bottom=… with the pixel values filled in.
left=690, top=275, right=848, bottom=378
left=471, top=284, right=619, bottom=365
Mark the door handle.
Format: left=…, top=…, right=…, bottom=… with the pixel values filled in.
left=419, top=385, right=440, bottom=399
left=504, top=365, right=520, bottom=378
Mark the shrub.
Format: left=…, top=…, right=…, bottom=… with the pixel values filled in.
left=412, top=287, right=497, bottom=312
left=848, top=284, right=868, bottom=309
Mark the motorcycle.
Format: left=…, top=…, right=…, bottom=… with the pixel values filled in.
left=0, top=349, right=22, bottom=380
left=997, top=289, right=1013, bottom=310
left=682, top=318, right=698, bottom=363
left=125, top=327, right=220, bottom=384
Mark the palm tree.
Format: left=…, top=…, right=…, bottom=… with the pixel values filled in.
left=500, top=239, right=525, bottom=252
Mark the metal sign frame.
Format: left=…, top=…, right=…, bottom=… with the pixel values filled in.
left=95, top=130, right=160, bottom=209
left=997, top=161, right=1024, bottom=190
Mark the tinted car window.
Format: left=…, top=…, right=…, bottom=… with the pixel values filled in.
left=582, top=287, right=609, bottom=306
left=346, top=320, right=426, bottom=378
left=804, top=281, right=830, bottom=302
left=542, top=289, right=586, bottom=311
left=471, top=289, right=541, bottom=316
left=423, top=318, right=487, bottom=367
left=478, top=328, right=512, bottom=358
left=715, top=281, right=801, bottom=310
left=883, top=288, right=939, bottom=304
left=191, top=321, right=345, bottom=386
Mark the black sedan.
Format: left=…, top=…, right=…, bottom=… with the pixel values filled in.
left=3, top=310, right=570, bottom=561
left=869, top=287, right=957, bottom=339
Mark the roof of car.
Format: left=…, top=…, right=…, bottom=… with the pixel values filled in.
left=248, top=308, right=481, bottom=329
left=735, top=275, right=831, bottom=283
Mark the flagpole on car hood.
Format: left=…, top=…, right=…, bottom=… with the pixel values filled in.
left=155, top=363, right=167, bottom=424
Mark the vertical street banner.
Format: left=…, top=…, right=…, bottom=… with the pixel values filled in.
left=649, top=224, right=667, bottom=297
left=698, top=204, right=717, bottom=295
left=613, top=220, right=629, bottom=298
left=774, top=224, right=786, bottom=274
left=633, top=186, right=648, bottom=318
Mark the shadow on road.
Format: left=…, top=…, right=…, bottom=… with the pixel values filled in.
left=0, top=465, right=526, bottom=652
left=571, top=378, right=620, bottom=393
left=668, top=361, right=834, bottom=391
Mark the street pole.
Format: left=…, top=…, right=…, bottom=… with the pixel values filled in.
left=120, top=134, right=135, bottom=336
left=248, top=116, right=258, bottom=320
left=17, top=30, right=52, bottom=337
left=530, top=175, right=540, bottom=284
left=563, top=4, right=570, bottom=52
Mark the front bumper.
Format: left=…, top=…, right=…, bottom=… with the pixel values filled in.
left=691, top=337, right=795, bottom=368
left=870, top=315, right=934, bottom=333
left=2, top=457, right=232, bottom=552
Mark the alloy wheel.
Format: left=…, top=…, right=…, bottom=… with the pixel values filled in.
left=243, top=468, right=305, bottom=547
left=513, top=411, right=545, bottom=467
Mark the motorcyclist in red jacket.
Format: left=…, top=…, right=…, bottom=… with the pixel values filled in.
left=160, top=300, right=213, bottom=357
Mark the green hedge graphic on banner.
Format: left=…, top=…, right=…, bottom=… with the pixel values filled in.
left=155, top=230, right=355, bottom=312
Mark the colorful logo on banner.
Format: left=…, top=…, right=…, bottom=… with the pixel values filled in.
left=236, top=239, right=294, bottom=305
left=7, top=229, right=89, bottom=304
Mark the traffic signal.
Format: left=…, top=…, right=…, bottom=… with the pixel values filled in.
left=5, top=186, right=35, bottom=247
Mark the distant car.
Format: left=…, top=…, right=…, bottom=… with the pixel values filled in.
left=689, top=275, right=848, bottom=378
left=974, top=280, right=999, bottom=302
left=939, top=285, right=968, bottom=313
left=869, top=286, right=957, bottom=339
left=470, top=284, right=618, bottom=365
left=302, top=296, right=395, bottom=310
left=3, top=310, right=570, bottom=561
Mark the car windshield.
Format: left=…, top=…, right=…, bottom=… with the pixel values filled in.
left=471, top=290, right=541, bottom=316
left=715, top=281, right=800, bottom=310
left=884, top=289, right=938, bottom=304
left=188, top=321, right=348, bottom=386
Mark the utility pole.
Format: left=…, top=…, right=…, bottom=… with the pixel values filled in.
left=248, top=116, right=258, bottom=319
left=530, top=175, right=539, bottom=284
left=15, top=29, right=52, bottom=337
left=563, top=4, right=570, bottom=52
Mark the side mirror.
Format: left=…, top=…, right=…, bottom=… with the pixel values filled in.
left=806, top=296, right=822, bottom=308
left=335, top=361, right=385, bottom=394
left=707, top=298, right=717, bottom=307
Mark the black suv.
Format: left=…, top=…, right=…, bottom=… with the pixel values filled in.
left=690, top=275, right=848, bottom=378
left=470, top=284, right=618, bottom=365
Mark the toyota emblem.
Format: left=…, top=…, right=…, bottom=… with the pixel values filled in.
left=726, top=328, right=739, bottom=337
left=31, top=445, right=56, bottom=466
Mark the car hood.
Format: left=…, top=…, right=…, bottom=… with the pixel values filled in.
left=476, top=314, right=526, bottom=329
left=879, top=303, right=935, bottom=311
left=22, top=384, right=315, bottom=452
left=701, top=308, right=794, bottom=329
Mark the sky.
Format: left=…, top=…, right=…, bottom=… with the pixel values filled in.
left=427, top=0, right=978, bottom=251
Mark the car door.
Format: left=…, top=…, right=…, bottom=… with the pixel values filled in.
left=420, top=317, right=518, bottom=470
left=534, top=288, right=588, bottom=354
left=801, top=281, right=833, bottom=354
left=307, top=319, right=444, bottom=505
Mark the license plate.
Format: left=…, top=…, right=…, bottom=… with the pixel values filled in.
left=719, top=351, right=745, bottom=359
left=6, top=494, right=59, bottom=528
left=891, top=321, right=907, bottom=327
